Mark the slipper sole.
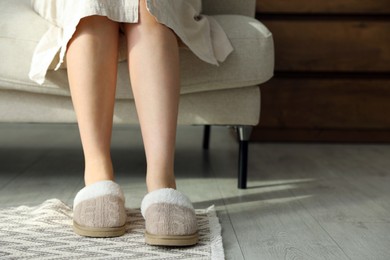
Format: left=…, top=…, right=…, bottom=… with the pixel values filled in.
left=145, top=231, right=199, bottom=246
left=73, top=221, right=126, bottom=238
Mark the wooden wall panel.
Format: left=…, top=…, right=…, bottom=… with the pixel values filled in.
left=252, top=77, right=390, bottom=142
left=256, top=0, right=390, bottom=14
left=258, top=77, right=390, bottom=129
left=260, top=20, right=390, bottom=73
left=253, top=1, right=390, bottom=142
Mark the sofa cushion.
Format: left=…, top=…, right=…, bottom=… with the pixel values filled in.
left=0, top=0, right=274, bottom=100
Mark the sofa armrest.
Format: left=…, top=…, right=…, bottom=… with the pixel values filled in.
left=202, top=0, right=256, bottom=17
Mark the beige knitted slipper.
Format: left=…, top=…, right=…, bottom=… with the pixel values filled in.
left=141, top=188, right=199, bottom=246
left=73, top=180, right=127, bottom=237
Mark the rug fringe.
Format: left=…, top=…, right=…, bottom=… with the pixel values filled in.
left=206, top=205, right=225, bottom=260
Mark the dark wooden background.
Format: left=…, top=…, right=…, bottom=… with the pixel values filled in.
left=252, top=0, right=390, bottom=142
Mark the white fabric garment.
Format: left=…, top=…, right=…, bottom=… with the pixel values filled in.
left=29, top=0, right=234, bottom=85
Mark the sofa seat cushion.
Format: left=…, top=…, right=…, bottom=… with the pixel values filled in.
left=0, top=0, right=274, bottom=100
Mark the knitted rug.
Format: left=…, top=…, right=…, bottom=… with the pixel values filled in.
left=0, top=199, right=224, bottom=260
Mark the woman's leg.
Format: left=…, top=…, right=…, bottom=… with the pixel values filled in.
left=123, top=0, right=181, bottom=192
left=66, top=16, right=120, bottom=186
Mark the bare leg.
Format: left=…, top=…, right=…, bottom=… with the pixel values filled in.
left=66, top=16, right=120, bottom=186
left=124, top=0, right=180, bottom=192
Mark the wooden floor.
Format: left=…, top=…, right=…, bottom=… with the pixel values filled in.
left=1, top=123, right=389, bottom=260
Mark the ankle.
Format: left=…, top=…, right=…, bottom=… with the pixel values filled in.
left=85, top=175, right=115, bottom=186
left=146, top=173, right=176, bottom=192
left=84, top=158, right=114, bottom=186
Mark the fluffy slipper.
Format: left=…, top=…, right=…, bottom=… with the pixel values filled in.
left=73, top=180, right=127, bottom=237
left=141, top=188, right=199, bottom=246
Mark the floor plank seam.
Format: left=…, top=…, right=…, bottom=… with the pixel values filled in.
left=222, top=205, right=246, bottom=259
left=293, top=190, right=353, bottom=260
left=0, top=149, right=51, bottom=191
left=216, top=184, right=246, bottom=259
left=338, top=173, right=390, bottom=216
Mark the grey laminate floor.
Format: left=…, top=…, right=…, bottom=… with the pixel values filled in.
left=0, top=123, right=389, bottom=260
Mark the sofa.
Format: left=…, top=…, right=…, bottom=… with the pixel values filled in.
left=0, top=0, right=274, bottom=188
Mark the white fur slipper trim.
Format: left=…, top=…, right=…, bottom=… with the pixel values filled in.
left=140, top=188, right=194, bottom=218
left=73, top=180, right=125, bottom=208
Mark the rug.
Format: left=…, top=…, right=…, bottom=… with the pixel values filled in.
left=0, top=199, right=224, bottom=260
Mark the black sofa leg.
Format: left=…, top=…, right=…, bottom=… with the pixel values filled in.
left=237, top=126, right=253, bottom=189
left=203, top=125, right=211, bottom=150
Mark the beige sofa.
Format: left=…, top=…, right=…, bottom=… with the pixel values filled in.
left=0, top=0, right=274, bottom=188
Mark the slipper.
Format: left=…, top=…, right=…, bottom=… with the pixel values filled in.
left=73, top=180, right=127, bottom=237
left=141, top=188, right=199, bottom=246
